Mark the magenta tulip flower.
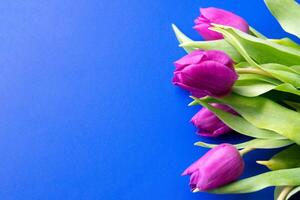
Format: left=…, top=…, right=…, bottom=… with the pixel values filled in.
left=194, top=7, right=249, bottom=40
left=182, top=143, right=244, bottom=191
left=191, top=103, right=236, bottom=137
left=173, top=50, right=238, bottom=98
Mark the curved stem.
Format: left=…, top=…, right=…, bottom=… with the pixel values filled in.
left=236, top=67, right=273, bottom=77
left=277, top=186, right=294, bottom=200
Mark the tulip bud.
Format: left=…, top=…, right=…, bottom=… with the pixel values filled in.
left=194, top=7, right=249, bottom=40
left=173, top=50, right=238, bottom=98
left=191, top=103, right=236, bottom=137
left=182, top=143, right=244, bottom=191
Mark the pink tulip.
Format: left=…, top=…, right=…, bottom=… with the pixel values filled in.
left=194, top=7, right=249, bottom=40
left=191, top=103, right=236, bottom=137
left=173, top=50, right=237, bottom=98
left=182, top=143, right=244, bottom=191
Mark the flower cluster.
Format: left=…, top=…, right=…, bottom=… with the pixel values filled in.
left=172, top=2, right=300, bottom=199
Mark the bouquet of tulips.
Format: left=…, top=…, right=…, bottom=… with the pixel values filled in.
left=172, top=0, right=300, bottom=199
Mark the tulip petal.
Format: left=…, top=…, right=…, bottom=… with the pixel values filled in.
left=182, top=144, right=244, bottom=191
left=198, top=126, right=232, bottom=137
left=204, top=50, right=234, bottom=68
left=174, top=50, right=205, bottom=71
left=196, top=144, right=244, bottom=190
left=173, top=50, right=237, bottom=98
left=182, top=159, right=203, bottom=176
left=200, top=7, right=249, bottom=33
left=179, top=61, right=238, bottom=97
left=189, top=170, right=200, bottom=190
left=172, top=72, right=208, bottom=98
left=194, top=7, right=249, bottom=40
left=194, top=23, right=223, bottom=41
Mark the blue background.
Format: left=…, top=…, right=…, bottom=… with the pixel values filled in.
left=0, top=0, right=298, bottom=199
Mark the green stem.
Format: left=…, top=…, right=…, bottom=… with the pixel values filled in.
left=236, top=67, right=273, bottom=77
left=239, top=148, right=254, bottom=156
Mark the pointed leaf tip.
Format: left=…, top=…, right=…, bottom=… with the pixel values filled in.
left=256, top=160, right=269, bottom=166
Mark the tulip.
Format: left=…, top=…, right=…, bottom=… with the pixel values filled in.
left=173, top=50, right=238, bottom=98
left=182, top=143, right=244, bottom=191
left=194, top=7, right=249, bottom=40
left=191, top=103, right=236, bottom=137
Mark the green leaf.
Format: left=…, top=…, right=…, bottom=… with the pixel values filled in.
left=171, top=24, right=244, bottom=63
left=257, top=145, right=300, bottom=171
left=262, top=90, right=300, bottom=104
left=284, top=101, right=300, bottom=112
left=237, top=139, right=292, bottom=149
left=234, top=72, right=300, bottom=97
left=212, top=25, right=300, bottom=66
left=264, top=0, right=300, bottom=38
left=234, top=83, right=300, bottom=98
left=237, top=74, right=282, bottom=85
left=209, top=167, right=300, bottom=194
left=179, top=40, right=243, bottom=63
left=291, top=65, right=300, bottom=74
left=196, top=99, right=285, bottom=139
left=233, top=80, right=276, bottom=97
left=211, top=25, right=300, bottom=94
left=275, top=83, right=300, bottom=96
left=269, top=38, right=300, bottom=50
left=249, top=26, right=267, bottom=39
left=260, top=64, right=300, bottom=88
left=194, top=141, right=217, bottom=149
left=235, top=62, right=250, bottom=68
left=171, top=24, right=194, bottom=52
left=195, top=138, right=293, bottom=150
left=211, top=94, right=300, bottom=145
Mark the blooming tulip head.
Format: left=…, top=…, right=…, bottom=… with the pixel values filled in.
left=182, top=143, right=244, bottom=191
left=194, top=7, right=249, bottom=40
left=173, top=50, right=237, bottom=98
left=191, top=103, right=236, bottom=137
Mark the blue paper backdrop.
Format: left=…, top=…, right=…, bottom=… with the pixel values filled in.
left=0, top=0, right=298, bottom=199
